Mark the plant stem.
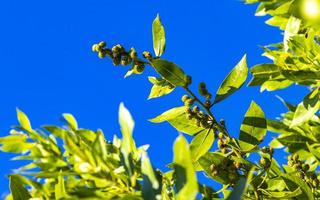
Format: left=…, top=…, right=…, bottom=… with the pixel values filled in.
left=184, top=87, right=231, bottom=138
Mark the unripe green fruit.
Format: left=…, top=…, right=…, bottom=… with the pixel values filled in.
left=181, top=95, right=190, bottom=102
left=312, top=179, right=319, bottom=188
left=185, top=99, right=195, bottom=106
left=136, top=64, right=145, bottom=73
left=221, top=148, right=227, bottom=154
left=302, top=164, right=310, bottom=172
left=288, top=160, right=294, bottom=167
left=98, top=41, right=106, bottom=48
left=92, top=44, right=99, bottom=52
left=98, top=51, right=106, bottom=59
left=259, top=157, right=267, bottom=167
left=129, top=48, right=137, bottom=59
left=142, top=51, right=152, bottom=59
left=120, top=55, right=132, bottom=66
left=293, top=154, right=299, bottom=161
left=192, top=106, right=199, bottom=113
left=218, top=132, right=224, bottom=139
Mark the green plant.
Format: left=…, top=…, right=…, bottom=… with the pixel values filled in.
left=2, top=0, right=320, bottom=199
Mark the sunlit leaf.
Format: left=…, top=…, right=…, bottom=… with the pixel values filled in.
left=214, top=55, right=248, bottom=104
left=152, top=14, right=166, bottom=57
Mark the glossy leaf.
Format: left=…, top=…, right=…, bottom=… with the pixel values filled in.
left=148, top=76, right=175, bottom=99
left=62, top=113, right=78, bottom=131
left=239, top=101, right=267, bottom=152
left=281, top=173, right=314, bottom=200
left=151, top=59, right=187, bottom=87
left=214, top=54, right=248, bottom=104
left=152, top=14, right=166, bottom=57
left=173, top=135, right=198, bottom=200
left=150, top=106, right=205, bottom=135
left=189, top=128, right=215, bottom=162
left=290, top=88, right=320, bottom=128
left=141, top=151, right=160, bottom=200
left=9, top=175, right=32, bottom=200
left=16, top=108, right=32, bottom=132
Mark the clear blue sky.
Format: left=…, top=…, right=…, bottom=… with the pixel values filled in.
left=0, top=0, right=308, bottom=195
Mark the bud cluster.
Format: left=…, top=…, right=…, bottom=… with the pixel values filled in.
left=198, top=82, right=212, bottom=108
left=217, top=132, right=230, bottom=154
left=181, top=95, right=211, bottom=128
left=209, top=159, right=240, bottom=183
left=288, top=154, right=319, bottom=188
left=92, top=42, right=145, bottom=73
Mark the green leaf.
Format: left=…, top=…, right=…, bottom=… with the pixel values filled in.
left=198, top=152, right=234, bottom=184
left=150, top=106, right=186, bottom=123
left=55, top=173, right=69, bottom=200
left=148, top=76, right=175, bottom=99
left=152, top=14, right=166, bottom=57
left=284, top=16, right=301, bottom=51
left=9, top=175, right=32, bottom=200
left=173, top=135, right=198, bottom=200
left=0, top=135, right=33, bottom=153
left=62, top=113, right=78, bottom=131
left=239, top=101, right=267, bottom=152
left=290, top=88, right=320, bottom=128
left=119, top=103, right=137, bottom=178
left=189, top=128, right=215, bottom=162
left=150, top=106, right=205, bottom=135
left=226, top=177, right=246, bottom=200
left=281, top=173, right=314, bottom=200
left=214, top=54, right=248, bottom=104
left=150, top=59, right=187, bottom=87
left=16, top=108, right=32, bottom=132
left=260, top=187, right=302, bottom=199
left=141, top=151, right=161, bottom=200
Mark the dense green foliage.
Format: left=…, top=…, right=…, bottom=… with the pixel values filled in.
left=2, top=0, right=320, bottom=199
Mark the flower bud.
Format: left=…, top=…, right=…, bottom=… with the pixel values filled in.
left=293, top=154, right=299, bottom=161
left=129, top=48, right=137, bottom=60
left=205, top=100, right=211, bottom=108
left=98, top=41, right=106, bottom=48
left=92, top=44, right=99, bottom=52
left=98, top=51, right=106, bottom=59
left=192, top=106, right=199, bottom=113
left=121, top=54, right=132, bottom=66
left=181, top=95, right=190, bottom=102
left=142, top=51, right=152, bottom=60
left=185, top=99, right=195, bottom=106
left=218, top=132, right=224, bottom=139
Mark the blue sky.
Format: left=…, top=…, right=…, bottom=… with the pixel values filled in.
left=0, top=0, right=309, bottom=194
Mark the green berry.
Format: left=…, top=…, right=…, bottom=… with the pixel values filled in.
left=98, top=41, right=106, bottom=48
left=129, top=48, right=137, bottom=59
left=142, top=51, right=152, bottom=59
left=185, top=99, right=195, bottom=106
left=259, top=157, right=267, bottom=167
left=181, top=95, right=190, bottom=102
left=192, top=106, right=199, bottom=113
left=98, top=51, right=106, bottom=59
left=293, top=154, right=299, bottom=161
left=92, top=44, right=99, bottom=52
left=218, top=132, right=224, bottom=139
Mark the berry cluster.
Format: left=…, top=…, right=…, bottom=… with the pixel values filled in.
left=92, top=41, right=145, bottom=73
left=209, top=159, right=240, bottom=183
left=217, top=132, right=230, bottom=154
left=259, top=147, right=274, bottom=169
left=181, top=95, right=211, bottom=128
left=288, top=154, right=319, bottom=188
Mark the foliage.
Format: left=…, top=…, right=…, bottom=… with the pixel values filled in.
left=2, top=0, right=320, bottom=199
